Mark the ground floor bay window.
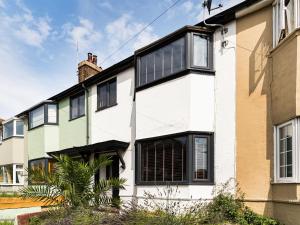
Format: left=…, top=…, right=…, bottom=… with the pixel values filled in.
left=274, top=118, right=300, bottom=182
left=0, top=164, right=24, bottom=185
left=136, top=132, right=214, bottom=185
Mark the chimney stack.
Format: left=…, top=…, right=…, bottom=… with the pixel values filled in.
left=78, top=53, right=102, bottom=83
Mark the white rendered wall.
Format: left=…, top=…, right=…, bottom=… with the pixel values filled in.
left=90, top=67, right=136, bottom=199
left=134, top=21, right=237, bottom=200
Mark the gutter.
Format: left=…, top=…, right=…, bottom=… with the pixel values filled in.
left=235, top=0, right=273, bottom=19
left=82, top=83, right=89, bottom=145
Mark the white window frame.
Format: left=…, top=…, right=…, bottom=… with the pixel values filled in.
left=273, top=0, right=300, bottom=47
left=274, top=119, right=298, bottom=183
left=2, top=119, right=24, bottom=140
left=0, top=164, right=24, bottom=186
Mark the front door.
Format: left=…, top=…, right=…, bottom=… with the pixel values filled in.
left=106, top=155, right=120, bottom=199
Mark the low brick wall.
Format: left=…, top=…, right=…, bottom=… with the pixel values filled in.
left=17, top=212, right=41, bottom=225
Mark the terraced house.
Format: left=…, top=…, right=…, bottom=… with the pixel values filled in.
left=2, top=0, right=300, bottom=224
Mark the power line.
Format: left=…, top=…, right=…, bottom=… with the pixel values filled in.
left=99, top=0, right=183, bottom=65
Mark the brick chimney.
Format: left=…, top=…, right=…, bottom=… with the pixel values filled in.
left=78, top=53, right=102, bottom=83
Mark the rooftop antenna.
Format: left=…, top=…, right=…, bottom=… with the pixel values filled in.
left=203, top=0, right=223, bottom=14
left=202, top=0, right=228, bottom=48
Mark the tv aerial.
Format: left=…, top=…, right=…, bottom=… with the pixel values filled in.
left=202, top=0, right=223, bottom=14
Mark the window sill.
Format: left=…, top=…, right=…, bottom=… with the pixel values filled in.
left=2, top=135, right=24, bottom=141
left=0, top=183, right=24, bottom=186
left=96, top=103, right=118, bottom=112
left=135, top=181, right=215, bottom=186
left=69, top=114, right=86, bottom=121
left=271, top=180, right=299, bottom=184
left=28, top=123, right=58, bottom=131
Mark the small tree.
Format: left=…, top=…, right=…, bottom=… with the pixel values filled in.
left=20, top=154, right=126, bottom=209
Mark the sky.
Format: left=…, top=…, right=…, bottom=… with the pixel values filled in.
left=0, top=0, right=243, bottom=119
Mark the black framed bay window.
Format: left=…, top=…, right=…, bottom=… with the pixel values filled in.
left=136, top=132, right=214, bottom=185
left=136, top=27, right=213, bottom=89
left=97, top=78, right=117, bottom=110
left=70, top=92, right=85, bottom=120
left=28, top=103, right=58, bottom=129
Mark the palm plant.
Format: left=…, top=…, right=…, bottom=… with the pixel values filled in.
left=20, top=154, right=126, bottom=209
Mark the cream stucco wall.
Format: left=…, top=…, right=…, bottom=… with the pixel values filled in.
left=0, top=137, right=24, bottom=165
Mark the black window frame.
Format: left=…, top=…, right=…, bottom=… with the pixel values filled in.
left=135, top=132, right=214, bottom=185
left=28, top=158, right=56, bottom=185
left=70, top=92, right=85, bottom=120
left=135, top=29, right=214, bottom=91
left=96, top=78, right=117, bottom=111
left=28, top=103, right=58, bottom=130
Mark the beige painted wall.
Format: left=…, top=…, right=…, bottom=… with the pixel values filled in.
left=236, top=5, right=273, bottom=215
left=0, top=137, right=24, bottom=165
left=270, top=30, right=300, bottom=125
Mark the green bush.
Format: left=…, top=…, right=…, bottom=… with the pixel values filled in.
left=0, top=221, right=14, bottom=225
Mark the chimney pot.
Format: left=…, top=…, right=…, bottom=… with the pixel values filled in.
left=87, top=53, right=93, bottom=62
left=92, top=55, right=97, bottom=65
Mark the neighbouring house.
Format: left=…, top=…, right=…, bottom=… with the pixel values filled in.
left=1, top=0, right=300, bottom=224
left=0, top=118, right=25, bottom=191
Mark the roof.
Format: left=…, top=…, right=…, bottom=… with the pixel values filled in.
left=196, top=0, right=260, bottom=26
left=48, top=140, right=130, bottom=157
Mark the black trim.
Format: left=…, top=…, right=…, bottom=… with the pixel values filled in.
left=96, top=78, right=117, bottom=111
left=95, top=103, right=118, bottom=112
left=28, top=103, right=58, bottom=130
left=69, top=91, right=85, bottom=120
left=135, top=131, right=214, bottom=185
left=135, top=69, right=215, bottom=92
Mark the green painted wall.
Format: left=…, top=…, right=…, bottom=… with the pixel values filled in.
left=58, top=97, right=87, bottom=149
left=27, top=126, right=46, bottom=160
left=27, top=125, right=59, bottom=160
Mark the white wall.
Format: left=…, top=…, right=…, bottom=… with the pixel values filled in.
left=90, top=68, right=134, bottom=143
left=136, top=74, right=215, bottom=140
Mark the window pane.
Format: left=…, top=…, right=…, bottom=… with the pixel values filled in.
left=147, top=54, right=155, bottom=83
left=16, top=120, right=24, bottom=135
left=163, top=45, right=172, bottom=76
left=194, top=137, right=208, bottom=180
left=164, top=141, right=173, bottom=181
left=140, top=143, right=147, bottom=181
left=3, top=121, right=14, bottom=139
left=155, top=142, right=164, bottom=181
left=148, top=143, right=155, bottom=181
left=16, top=168, right=23, bottom=184
left=278, top=124, right=293, bottom=178
left=99, top=85, right=108, bottom=108
left=173, top=138, right=184, bottom=181
left=172, top=38, right=185, bottom=73
left=0, top=167, right=3, bottom=183
left=78, top=94, right=85, bottom=116
left=139, top=57, right=147, bottom=86
left=47, top=105, right=57, bottom=123
left=154, top=50, right=163, bottom=80
left=193, top=35, right=208, bottom=67
left=30, top=106, right=45, bottom=128
left=109, top=80, right=117, bottom=106
left=3, top=165, right=13, bottom=184
left=71, top=98, right=78, bottom=119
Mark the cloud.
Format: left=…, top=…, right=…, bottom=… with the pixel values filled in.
left=104, top=14, right=158, bottom=62
left=0, top=0, right=5, bottom=8
left=63, top=18, right=102, bottom=53
left=182, top=1, right=194, bottom=13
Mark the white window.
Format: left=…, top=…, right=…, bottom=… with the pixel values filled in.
left=0, top=164, right=23, bottom=185
left=275, top=119, right=297, bottom=182
left=2, top=119, right=24, bottom=140
left=273, top=0, right=299, bottom=46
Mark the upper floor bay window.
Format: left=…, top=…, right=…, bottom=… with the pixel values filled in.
left=29, top=103, right=58, bottom=129
left=273, top=0, right=300, bottom=46
left=2, top=119, right=24, bottom=140
left=136, top=132, right=214, bottom=185
left=70, top=92, right=85, bottom=120
left=136, top=27, right=213, bottom=89
left=97, top=78, right=117, bottom=110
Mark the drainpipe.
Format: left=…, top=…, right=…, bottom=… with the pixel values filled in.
left=82, top=83, right=89, bottom=145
